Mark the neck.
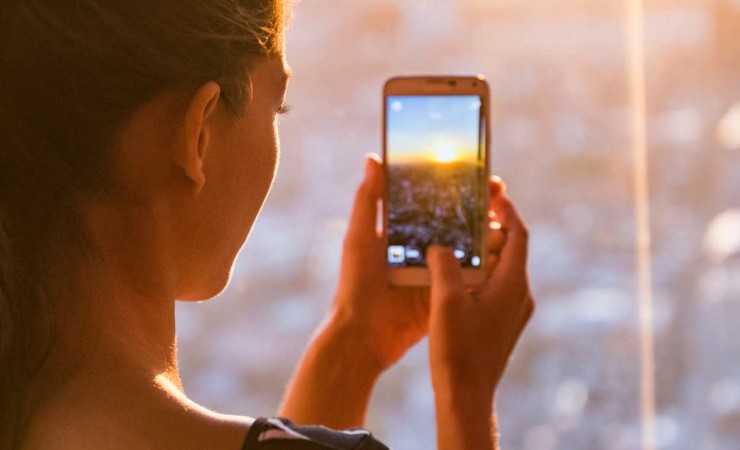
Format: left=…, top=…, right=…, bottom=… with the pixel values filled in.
left=62, top=196, right=184, bottom=390
left=45, top=252, right=183, bottom=395
left=96, top=282, right=182, bottom=389
left=22, top=234, right=184, bottom=439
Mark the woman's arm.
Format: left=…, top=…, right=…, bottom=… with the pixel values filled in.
left=434, top=390, right=499, bottom=450
left=277, top=313, right=382, bottom=429
left=278, top=155, right=429, bottom=429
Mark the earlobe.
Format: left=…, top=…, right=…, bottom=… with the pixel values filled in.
left=176, top=81, right=221, bottom=192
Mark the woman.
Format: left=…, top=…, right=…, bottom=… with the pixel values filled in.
left=0, top=1, right=534, bottom=449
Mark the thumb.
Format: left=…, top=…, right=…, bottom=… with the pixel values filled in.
left=345, top=154, right=383, bottom=247
left=427, top=245, right=466, bottom=307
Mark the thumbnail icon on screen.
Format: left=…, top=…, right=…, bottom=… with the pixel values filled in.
left=388, top=245, right=405, bottom=264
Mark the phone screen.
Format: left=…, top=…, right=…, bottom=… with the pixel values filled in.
left=385, top=94, right=487, bottom=268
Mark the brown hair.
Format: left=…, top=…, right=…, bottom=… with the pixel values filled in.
left=0, top=1, right=286, bottom=447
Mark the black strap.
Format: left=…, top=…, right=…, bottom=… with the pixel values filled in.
left=242, top=417, right=270, bottom=449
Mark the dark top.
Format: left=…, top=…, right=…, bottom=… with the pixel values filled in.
left=241, top=417, right=390, bottom=450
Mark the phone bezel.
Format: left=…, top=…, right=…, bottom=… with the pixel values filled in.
left=382, top=75, right=491, bottom=287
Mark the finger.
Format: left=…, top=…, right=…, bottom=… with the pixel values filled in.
left=488, top=176, right=506, bottom=219
left=490, top=193, right=529, bottom=279
left=504, top=294, right=535, bottom=354
left=345, top=154, right=384, bottom=247
left=485, top=177, right=508, bottom=276
left=486, top=253, right=500, bottom=276
left=427, top=245, right=466, bottom=306
left=513, top=294, right=536, bottom=342
left=487, top=222, right=507, bottom=254
left=523, top=293, right=536, bottom=323
left=490, top=175, right=506, bottom=201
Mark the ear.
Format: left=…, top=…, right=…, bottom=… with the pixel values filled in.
left=174, top=81, right=221, bottom=192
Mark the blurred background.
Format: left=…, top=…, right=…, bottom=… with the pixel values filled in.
left=176, top=0, right=740, bottom=449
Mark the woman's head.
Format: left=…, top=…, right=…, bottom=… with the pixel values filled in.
left=0, top=0, right=288, bottom=445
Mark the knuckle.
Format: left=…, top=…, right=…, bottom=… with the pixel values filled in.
left=519, top=223, right=530, bottom=240
left=437, top=290, right=467, bottom=306
left=355, top=181, right=371, bottom=199
left=344, top=233, right=376, bottom=251
left=501, top=280, right=528, bottom=299
left=341, top=235, right=355, bottom=253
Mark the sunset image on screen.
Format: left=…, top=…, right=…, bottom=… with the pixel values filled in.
left=386, top=95, right=485, bottom=268
left=387, top=95, right=482, bottom=165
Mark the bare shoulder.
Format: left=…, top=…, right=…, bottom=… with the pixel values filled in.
left=21, top=377, right=255, bottom=450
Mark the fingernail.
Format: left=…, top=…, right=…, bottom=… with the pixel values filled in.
left=491, top=175, right=507, bottom=194
left=364, top=156, right=372, bottom=177
left=364, top=153, right=381, bottom=177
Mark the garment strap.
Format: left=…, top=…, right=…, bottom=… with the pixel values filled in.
left=242, top=417, right=270, bottom=449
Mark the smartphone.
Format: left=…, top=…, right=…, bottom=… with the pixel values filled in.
left=383, top=75, right=490, bottom=287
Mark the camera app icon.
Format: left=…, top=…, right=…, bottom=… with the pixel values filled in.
left=388, top=245, right=406, bottom=264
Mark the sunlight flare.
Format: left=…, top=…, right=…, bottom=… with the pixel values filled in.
left=433, top=145, right=457, bottom=163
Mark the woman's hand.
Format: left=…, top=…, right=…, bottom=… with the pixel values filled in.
left=427, top=180, right=534, bottom=450
left=329, top=154, right=430, bottom=371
